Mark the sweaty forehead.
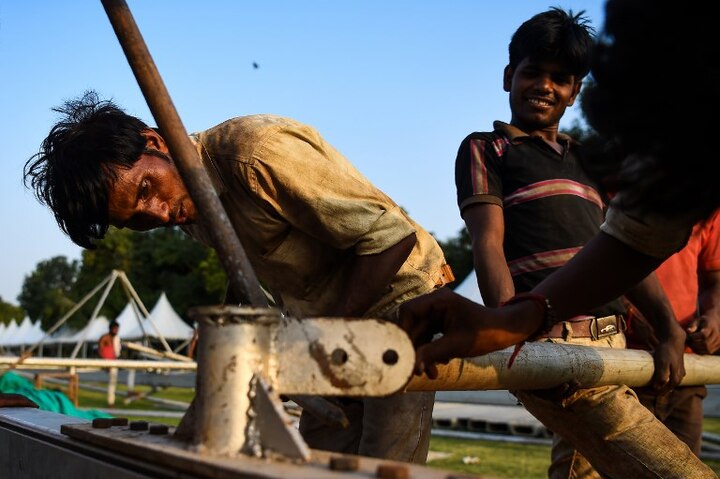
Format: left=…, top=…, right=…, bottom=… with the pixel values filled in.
left=106, top=165, right=142, bottom=224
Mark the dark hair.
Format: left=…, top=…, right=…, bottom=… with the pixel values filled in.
left=509, top=7, right=595, bottom=79
left=110, top=321, right=119, bottom=329
left=23, top=91, right=148, bottom=249
left=581, top=0, right=720, bottom=221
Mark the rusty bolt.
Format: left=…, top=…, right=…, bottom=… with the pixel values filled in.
left=149, top=424, right=169, bottom=435
left=129, top=420, right=149, bottom=431
left=92, top=418, right=113, bottom=429
left=111, top=417, right=129, bottom=426
left=382, top=349, right=399, bottom=365
left=329, top=456, right=359, bottom=471
left=376, top=463, right=409, bottom=479
left=330, top=348, right=348, bottom=365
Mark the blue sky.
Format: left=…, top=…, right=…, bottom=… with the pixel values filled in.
left=0, top=0, right=604, bottom=304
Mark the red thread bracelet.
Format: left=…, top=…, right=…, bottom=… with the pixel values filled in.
left=501, top=293, right=557, bottom=368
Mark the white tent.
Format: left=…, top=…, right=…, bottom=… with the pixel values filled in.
left=68, top=316, right=111, bottom=343
left=25, top=321, right=46, bottom=345
left=140, top=292, right=193, bottom=341
left=453, top=270, right=485, bottom=306
left=0, top=322, right=6, bottom=344
left=44, top=325, right=80, bottom=345
left=3, top=320, right=19, bottom=344
left=4, top=316, right=34, bottom=347
left=115, top=300, right=148, bottom=340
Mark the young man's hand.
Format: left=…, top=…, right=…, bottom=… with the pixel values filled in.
left=649, top=325, right=687, bottom=393
left=398, top=288, right=541, bottom=378
left=686, top=313, right=720, bottom=354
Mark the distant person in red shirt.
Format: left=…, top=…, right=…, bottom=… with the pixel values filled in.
left=626, top=209, right=720, bottom=455
left=98, top=321, right=121, bottom=407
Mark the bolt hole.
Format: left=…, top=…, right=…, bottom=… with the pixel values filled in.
left=330, top=348, right=348, bottom=365
left=382, top=349, right=399, bottom=365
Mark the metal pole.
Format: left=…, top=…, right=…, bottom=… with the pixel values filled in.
left=405, top=342, right=720, bottom=391
left=100, top=0, right=346, bottom=438
left=100, top=0, right=267, bottom=307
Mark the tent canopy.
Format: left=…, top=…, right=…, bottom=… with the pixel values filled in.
left=69, top=316, right=111, bottom=343
left=119, top=292, right=193, bottom=341
left=0, top=319, right=18, bottom=347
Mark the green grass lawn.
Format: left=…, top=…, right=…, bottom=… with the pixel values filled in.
left=63, top=385, right=720, bottom=477
left=426, top=436, right=720, bottom=478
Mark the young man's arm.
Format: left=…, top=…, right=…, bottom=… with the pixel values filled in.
left=624, top=273, right=686, bottom=392
left=463, top=204, right=514, bottom=307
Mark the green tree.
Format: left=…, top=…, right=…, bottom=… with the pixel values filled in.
left=72, top=227, right=135, bottom=321
left=436, top=227, right=474, bottom=290
left=18, top=256, right=79, bottom=329
left=0, top=297, right=25, bottom=325
left=128, top=227, right=226, bottom=319
left=68, top=227, right=227, bottom=325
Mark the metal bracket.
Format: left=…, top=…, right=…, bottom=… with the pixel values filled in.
left=244, top=375, right=310, bottom=461
left=189, top=306, right=415, bottom=457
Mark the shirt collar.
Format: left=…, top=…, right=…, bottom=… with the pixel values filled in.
left=492, top=120, right=575, bottom=145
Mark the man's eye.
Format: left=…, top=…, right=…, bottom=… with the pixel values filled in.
left=140, top=180, right=150, bottom=199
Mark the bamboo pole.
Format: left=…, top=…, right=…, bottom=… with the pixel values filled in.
left=122, top=341, right=193, bottom=362
left=0, top=357, right=196, bottom=370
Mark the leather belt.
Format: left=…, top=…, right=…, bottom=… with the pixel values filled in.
left=536, top=314, right=625, bottom=341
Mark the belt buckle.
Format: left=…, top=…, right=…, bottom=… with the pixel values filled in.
left=591, top=315, right=618, bottom=340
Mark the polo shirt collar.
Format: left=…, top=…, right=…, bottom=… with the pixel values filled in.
left=492, top=120, right=575, bottom=146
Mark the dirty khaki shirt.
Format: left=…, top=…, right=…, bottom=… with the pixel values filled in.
left=182, top=115, right=447, bottom=318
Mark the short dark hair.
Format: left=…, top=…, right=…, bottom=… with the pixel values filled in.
left=24, top=91, right=148, bottom=249
left=581, top=0, right=720, bottom=220
left=509, top=7, right=595, bottom=79
left=110, top=321, right=119, bottom=329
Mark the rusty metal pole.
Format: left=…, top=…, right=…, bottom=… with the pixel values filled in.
left=99, top=0, right=348, bottom=443
left=100, top=0, right=267, bottom=307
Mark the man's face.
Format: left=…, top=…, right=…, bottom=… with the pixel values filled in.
left=107, top=131, right=197, bottom=231
left=110, top=325, right=119, bottom=336
left=503, top=57, right=581, bottom=133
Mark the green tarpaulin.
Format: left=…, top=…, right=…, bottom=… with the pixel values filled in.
left=0, top=371, right=111, bottom=420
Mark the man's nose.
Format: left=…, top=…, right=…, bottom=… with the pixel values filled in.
left=532, top=74, right=554, bottom=91
left=144, top=200, right=170, bottom=224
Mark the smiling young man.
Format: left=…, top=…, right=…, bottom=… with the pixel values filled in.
left=449, top=8, right=705, bottom=478
left=24, top=92, right=453, bottom=463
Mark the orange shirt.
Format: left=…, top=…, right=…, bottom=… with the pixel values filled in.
left=98, top=333, right=117, bottom=360
left=655, top=210, right=720, bottom=327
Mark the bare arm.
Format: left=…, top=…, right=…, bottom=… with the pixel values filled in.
left=400, top=231, right=668, bottom=376
left=533, top=232, right=664, bottom=319
left=330, top=233, right=417, bottom=317
left=463, top=204, right=514, bottom=307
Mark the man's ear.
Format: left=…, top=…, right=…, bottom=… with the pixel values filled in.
left=567, top=80, right=583, bottom=107
left=503, top=65, right=513, bottom=92
left=141, top=128, right=169, bottom=153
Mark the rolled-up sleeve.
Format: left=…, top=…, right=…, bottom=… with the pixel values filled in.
left=247, top=123, right=415, bottom=255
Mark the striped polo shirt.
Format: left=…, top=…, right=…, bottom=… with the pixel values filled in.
left=455, top=121, right=624, bottom=318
